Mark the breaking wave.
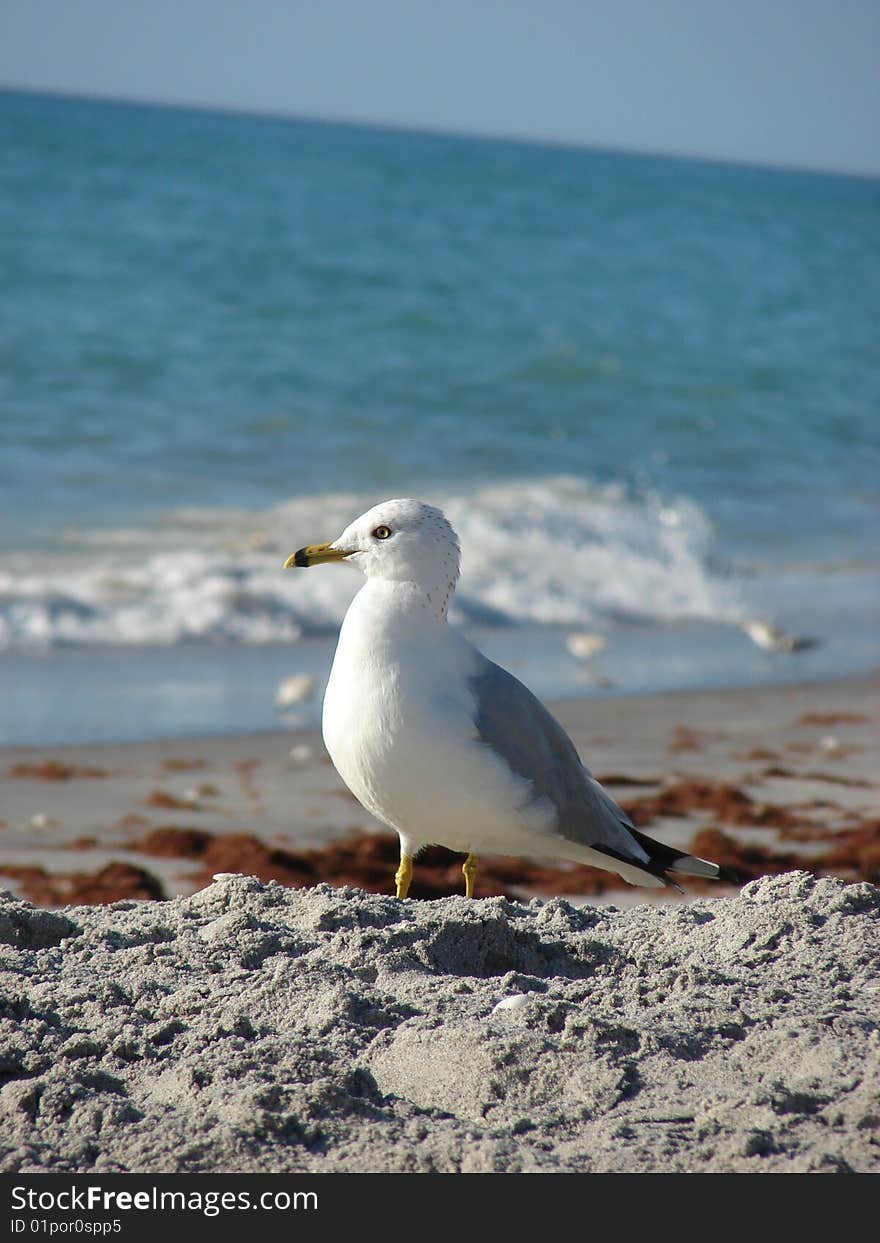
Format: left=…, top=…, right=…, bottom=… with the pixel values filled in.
left=0, top=476, right=743, bottom=650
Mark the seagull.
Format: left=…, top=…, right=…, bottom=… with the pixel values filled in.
left=275, top=673, right=316, bottom=708
left=565, top=632, right=608, bottom=661
left=284, top=499, right=719, bottom=899
left=740, top=619, right=820, bottom=653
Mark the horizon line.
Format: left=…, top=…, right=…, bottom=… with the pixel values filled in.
left=2, top=82, right=878, bottom=184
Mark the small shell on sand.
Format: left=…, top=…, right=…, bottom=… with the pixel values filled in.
left=491, top=993, right=530, bottom=1014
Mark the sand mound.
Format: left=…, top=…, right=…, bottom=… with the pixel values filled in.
left=1, top=871, right=878, bottom=1173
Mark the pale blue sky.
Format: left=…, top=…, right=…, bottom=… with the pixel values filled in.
left=2, top=0, right=878, bottom=175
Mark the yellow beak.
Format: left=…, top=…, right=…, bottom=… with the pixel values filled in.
left=283, top=542, right=350, bottom=569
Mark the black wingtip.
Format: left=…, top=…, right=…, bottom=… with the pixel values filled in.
left=625, top=827, right=728, bottom=888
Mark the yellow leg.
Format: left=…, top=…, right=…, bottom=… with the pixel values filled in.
left=395, top=852, right=413, bottom=899
left=462, top=852, right=478, bottom=899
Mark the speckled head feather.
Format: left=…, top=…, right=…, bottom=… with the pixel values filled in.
left=333, top=499, right=461, bottom=606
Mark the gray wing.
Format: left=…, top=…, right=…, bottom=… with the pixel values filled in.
left=468, top=656, right=650, bottom=865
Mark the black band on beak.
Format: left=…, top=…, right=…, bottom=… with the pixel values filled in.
left=283, top=542, right=349, bottom=569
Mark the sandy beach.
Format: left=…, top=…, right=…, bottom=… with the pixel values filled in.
left=0, top=675, right=877, bottom=1173
left=0, top=868, right=876, bottom=1173
left=1, top=675, right=876, bottom=907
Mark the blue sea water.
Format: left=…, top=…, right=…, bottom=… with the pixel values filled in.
left=1, top=90, right=878, bottom=744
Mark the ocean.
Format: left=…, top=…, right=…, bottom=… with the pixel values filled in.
left=1, top=89, right=878, bottom=745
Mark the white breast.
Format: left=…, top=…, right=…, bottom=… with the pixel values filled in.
left=322, top=583, right=543, bottom=857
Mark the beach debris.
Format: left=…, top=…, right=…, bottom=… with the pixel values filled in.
left=797, top=711, right=868, bottom=726
left=565, top=631, right=608, bottom=660
left=114, top=813, right=150, bottom=830
left=161, top=757, right=209, bottom=773
left=621, top=778, right=813, bottom=833
left=28, top=812, right=57, bottom=830
left=761, top=767, right=873, bottom=788
left=182, top=783, right=218, bottom=802
left=0, top=860, right=164, bottom=905
left=275, top=674, right=316, bottom=708
left=289, top=743, right=314, bottom=763
left=9, top=760, right=110, bottom=780
left=739, top=747, right=780, bottom=761
left=669, top=725, right=704, bottom=752
left=145, top=789, right=203, bottom=810
left=740, top=619, right=820, bottom=653
left=122, top=812, right=879, bottom=896
left=594, top=773, right=662, bottom=788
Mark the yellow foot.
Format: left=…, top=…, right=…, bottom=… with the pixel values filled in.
left=395, top=853, right=413, bottom=899
left=462, top=852, right=478, bottom=899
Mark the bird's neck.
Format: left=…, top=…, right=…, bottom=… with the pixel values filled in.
left=352, top=577, right=455, bottom=629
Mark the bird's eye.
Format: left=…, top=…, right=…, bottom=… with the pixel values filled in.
left=372, top=525, right=392, bottom=540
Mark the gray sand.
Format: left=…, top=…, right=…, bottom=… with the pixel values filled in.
left=2, top=870, right=878, bottom=1173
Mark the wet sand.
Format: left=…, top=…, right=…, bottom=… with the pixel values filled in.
left=1, top=675, right=876, bottom=907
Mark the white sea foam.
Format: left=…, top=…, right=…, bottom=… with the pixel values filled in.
left=0, top=477, right=742, bottom=650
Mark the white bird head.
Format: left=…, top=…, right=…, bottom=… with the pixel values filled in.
left=285, top=498, right=461, bottom=605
